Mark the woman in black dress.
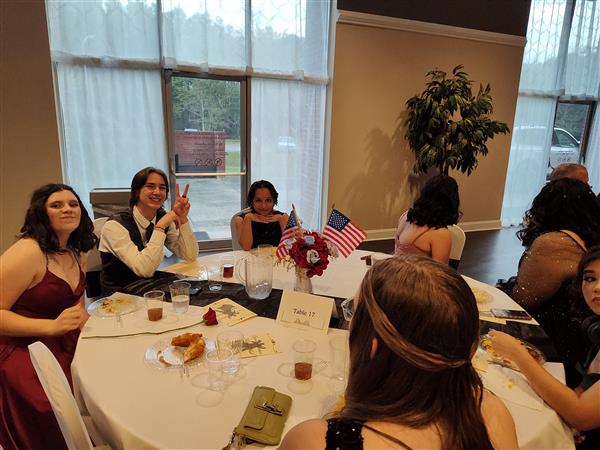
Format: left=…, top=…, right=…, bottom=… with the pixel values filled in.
left=234, top=180, right=288, bottom=250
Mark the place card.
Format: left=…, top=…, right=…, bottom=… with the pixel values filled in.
left=275, top=291, right=334, bottom=334
left=206, top=298, right=256, bottom=326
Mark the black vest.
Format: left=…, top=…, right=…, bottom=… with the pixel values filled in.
left=100, top=208, right=166, bottom=294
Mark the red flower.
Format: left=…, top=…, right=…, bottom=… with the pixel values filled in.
left=287, top=231, right=332, bottom=278
left=202, top=307, right=218, bottom=326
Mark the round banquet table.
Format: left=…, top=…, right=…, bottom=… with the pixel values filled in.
left=73, top=250, right=574, bottom=449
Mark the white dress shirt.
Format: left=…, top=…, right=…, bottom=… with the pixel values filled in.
left=98, top=206, right=197, bottom=278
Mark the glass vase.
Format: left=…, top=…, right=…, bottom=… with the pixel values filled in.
left=294, top=267, right=313, bottom=294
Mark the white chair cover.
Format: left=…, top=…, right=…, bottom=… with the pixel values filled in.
left=230, top=207, right=251, bottom=250
left=448, top=224, right=466, bottom=269
left=28, top=341, right=95, bottom=450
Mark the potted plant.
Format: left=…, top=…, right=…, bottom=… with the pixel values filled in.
left=405, top=65, right=509, bottom=175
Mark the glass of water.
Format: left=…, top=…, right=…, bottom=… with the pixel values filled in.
left=169, top=281, right=190, bottom=314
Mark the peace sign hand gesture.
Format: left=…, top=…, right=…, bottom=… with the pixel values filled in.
left=173, top=183, right=191, bottom=225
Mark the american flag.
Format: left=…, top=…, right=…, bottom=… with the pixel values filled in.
left=276, top=210, right=300, bottom=258
left=323, top=209, right=366, bottom=257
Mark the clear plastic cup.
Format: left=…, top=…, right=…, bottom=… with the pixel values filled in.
left=217, top=330, right=244, bottom=374
left=169, top=281, right=190, bottom=314
left=205, top=349, right=234, bottom=391
left=293, top=339, right=317, bottom=381
left=144, top=291, right=164, bottom=321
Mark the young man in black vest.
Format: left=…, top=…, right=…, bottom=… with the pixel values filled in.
left=99, top=167, right=197, bottom=293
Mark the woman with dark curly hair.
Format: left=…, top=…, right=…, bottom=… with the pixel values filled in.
left=233, top=180, right=289, bottom=250
left=394, top=175, right=460, bottom=264
left=0, top=183, right=98, bottom=450
left=511, top=178, right=600, bottom=386
left=280, top=256, right=517, bottom=450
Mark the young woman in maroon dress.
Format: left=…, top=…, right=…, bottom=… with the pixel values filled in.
left=0, top=184, right=98, bottom=450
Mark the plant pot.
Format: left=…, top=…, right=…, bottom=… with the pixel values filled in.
left=294, top=267, right=313, bottom=294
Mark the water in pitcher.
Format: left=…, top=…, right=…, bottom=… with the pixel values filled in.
left=246, top=281, right=272, bottom=300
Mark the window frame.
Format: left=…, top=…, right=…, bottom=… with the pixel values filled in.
left=552, top=99, right=596, bottom=164
left=163, top=69, right=250, bottom=252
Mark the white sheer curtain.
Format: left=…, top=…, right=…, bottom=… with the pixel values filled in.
left=501, top=96, right=556, bottom=224
left=55, top=65, right=168, bottom=214
left=502, top=0, right=600, bottom=225
left=46, top=0, right=330, bottom=228
left=251, top=79, right=326, bottom=227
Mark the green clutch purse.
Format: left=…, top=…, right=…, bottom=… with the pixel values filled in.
left=224, top=385, right=292, bottom=448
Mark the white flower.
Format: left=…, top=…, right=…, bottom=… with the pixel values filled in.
left=326, top=241, right=339, bottom=258
left=306, top=249, right=320, bottom=264
left=284, top=238, right=295, bottom=250
left=304, top=235, right=315, bottom=246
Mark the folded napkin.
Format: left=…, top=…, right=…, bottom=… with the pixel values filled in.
left=81, top=304, right=207, bottom=338
left=162, top=260, right=206, bottom=277
left=205, top=298, right=257, bottom=326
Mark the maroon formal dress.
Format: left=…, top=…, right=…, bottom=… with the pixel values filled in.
left=0, top=266, right=84, bottom=450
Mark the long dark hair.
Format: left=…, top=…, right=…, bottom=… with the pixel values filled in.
left=341, top=256, right=493, bottom=450
left=129, top=167, right=170, bottom=208
left=19, top=184, right=97, bottom=253
left=246, top=180, right=279, bottom=209
left=517, top=178, right=600, bottom=248
left=407, top=175, right=460, bottom=228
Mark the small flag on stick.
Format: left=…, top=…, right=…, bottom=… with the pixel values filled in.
left=323, top=209, right=366, bottom=257
left=276, top=209, right=300, bottom=258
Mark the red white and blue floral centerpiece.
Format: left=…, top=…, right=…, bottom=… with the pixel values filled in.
left=278, top=231, right=339, bottom=293
left=276, top=210, right=339, bottom=293
left=276, top=208, right=366, bottom=293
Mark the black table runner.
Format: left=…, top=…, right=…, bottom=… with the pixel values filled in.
left=122, top=274, right=347, bottom=329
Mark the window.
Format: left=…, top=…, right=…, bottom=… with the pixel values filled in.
left=167, top=73, right=246, bottom=244
left=502, top=0, right=600, bottom=225
left=46, top=1, right=331, bottom=247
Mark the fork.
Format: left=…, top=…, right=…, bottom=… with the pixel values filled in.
left=180, top=355, right=188, bottom=379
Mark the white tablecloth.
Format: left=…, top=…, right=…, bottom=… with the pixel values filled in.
left=73, top=250, right=574, bottom=449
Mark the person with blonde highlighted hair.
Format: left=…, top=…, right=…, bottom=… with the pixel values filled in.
left=280, top=255, right=518, bottom=450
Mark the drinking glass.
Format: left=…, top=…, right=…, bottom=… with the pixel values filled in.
left=329, top=335, right=348, bottom=392
left=293, top=339, right=317, bottom=381
left=169, top=281, right=190, bottom=314
left=208, top=264, right=222, bottom=292
left=221, top=255, right=234, bottom=279
left=205, top=349, right=234, bottom=391
left=144, top=291, right=164, bottom=321
left=217, top=330, right=243, bottom=374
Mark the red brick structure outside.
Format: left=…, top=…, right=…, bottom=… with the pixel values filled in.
left=174, top=130, right=226, bottom=173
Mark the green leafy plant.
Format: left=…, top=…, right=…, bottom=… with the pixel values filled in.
left=405, top=65, right=509, bottom=175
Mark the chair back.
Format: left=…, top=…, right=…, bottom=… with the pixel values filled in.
left=28, top=341, right=94, bottom=450
left=230, top=207, right=251, bottom=250
left=448, top=224, right=466, bottom=269
left=86, top=217, right=108, bottom=298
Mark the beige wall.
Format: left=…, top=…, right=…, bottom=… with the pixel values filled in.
left=0, top=4, right=524, bottom=252
left=328, top=23, right=523, bottom=234
left=1, top=0, right=62, bottom=253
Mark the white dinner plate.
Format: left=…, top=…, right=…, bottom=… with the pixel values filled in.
left=480, top=334, right=546, bottom=371
left=471, top=286, right=492, bottom=304
left=144, top=337, right=206, bottom=371
left=87, top=293, right=143, bottom=317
